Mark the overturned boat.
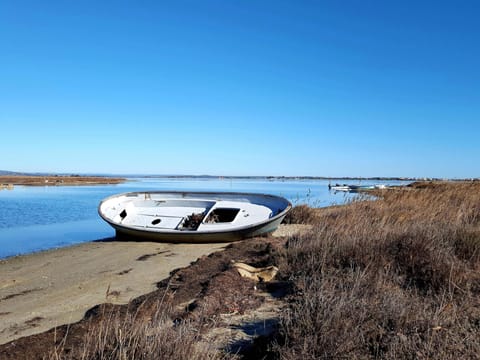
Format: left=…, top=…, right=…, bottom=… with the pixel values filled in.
left=98, top=191, right=292, bottom=242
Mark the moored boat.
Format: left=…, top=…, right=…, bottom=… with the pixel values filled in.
left=328, top=184, right=351, bottom=192
left=98, top=191, right=292, bottom=242
left=328, top=183, right=378, bottom=192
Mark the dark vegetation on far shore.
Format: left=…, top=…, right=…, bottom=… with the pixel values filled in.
left=1, top=181, right=479, bottom=359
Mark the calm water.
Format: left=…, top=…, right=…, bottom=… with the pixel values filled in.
left=0, top=178, right=409, bottom=258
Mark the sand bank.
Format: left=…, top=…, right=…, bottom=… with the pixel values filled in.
left=0, top=240, right=226, bottom=345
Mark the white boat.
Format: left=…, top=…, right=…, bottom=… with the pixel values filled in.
left=328, top=185, right=351, bottom=192
left=328, top=184, right=377, bottom=192
left=98, top=191, right=292, bottom=242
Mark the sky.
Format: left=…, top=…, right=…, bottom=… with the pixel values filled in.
left=0, top=1, right=479, bottom=178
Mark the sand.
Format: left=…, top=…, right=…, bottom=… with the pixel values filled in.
left=0, top=240, right=226, bottom=345
left=0, top=224, right=310, bottom=346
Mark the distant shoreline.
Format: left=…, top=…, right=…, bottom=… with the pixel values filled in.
left=139, top=175, right=477, bottom=182
left=0, top=175, right=126, bottom=186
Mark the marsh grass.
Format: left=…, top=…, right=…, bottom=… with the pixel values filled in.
left=47, top=301, right=232, bottom=360
left=274, top=182, right=480, bottom=359
left=282, top=205, right=318, bottom=225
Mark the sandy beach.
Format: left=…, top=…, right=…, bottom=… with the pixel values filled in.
left=0, top=240, right=227, bottom=345
left=0, top=225, right=306, bottom=346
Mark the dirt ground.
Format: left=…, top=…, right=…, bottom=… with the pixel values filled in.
left=0, top=224, right=309, bottom=359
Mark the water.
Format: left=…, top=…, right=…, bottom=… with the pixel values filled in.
left=0, top=178, right=409, bottom=258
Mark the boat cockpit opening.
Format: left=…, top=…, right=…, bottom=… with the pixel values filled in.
left=179, top=212, right=205, bottom=230
left=205, top=208, right=240, bottom=223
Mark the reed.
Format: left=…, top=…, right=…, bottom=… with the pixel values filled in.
left=46, top=301, right=232, bottom=360
left=273, top=182, right=480, bottom=359
left=282, top=204, right=319, bottom=225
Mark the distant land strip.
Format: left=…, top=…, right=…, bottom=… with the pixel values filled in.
left=0, top=175, right=125, bottom=186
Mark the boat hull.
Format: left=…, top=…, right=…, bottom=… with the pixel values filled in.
left=98, top=191, right=291, bottom=243
left=112, top=214, right=286, bottom=243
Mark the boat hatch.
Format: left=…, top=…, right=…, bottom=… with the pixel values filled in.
left=205, top=208, right=240, bottom=223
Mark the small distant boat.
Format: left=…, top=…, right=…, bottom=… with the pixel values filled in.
left=98, top=191, right=292, bottom=242
left=328, top=184, right=351, bottom=192
left=328, top=183, right=381, bottom=192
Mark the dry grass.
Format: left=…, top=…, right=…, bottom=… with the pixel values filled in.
left=273, top=182, right=480, bottom=359
left=46, top=301, right=234, bottom=360
left=282, top=205, right=319, bottom=225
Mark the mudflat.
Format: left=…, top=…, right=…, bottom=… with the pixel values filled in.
left=0, top=240, right=227, bottom=345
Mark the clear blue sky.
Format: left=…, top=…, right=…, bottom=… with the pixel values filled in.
left=1, top=1, right=478, bottom=178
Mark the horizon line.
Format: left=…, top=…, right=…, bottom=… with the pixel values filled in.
left=1, top=170, right=478, bottom=181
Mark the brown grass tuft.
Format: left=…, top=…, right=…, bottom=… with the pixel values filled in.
left=282, top=205, right=318, bottom=225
